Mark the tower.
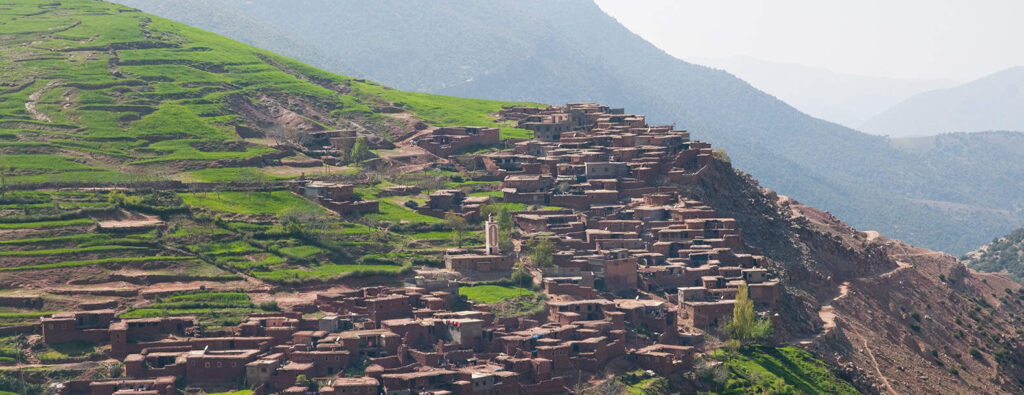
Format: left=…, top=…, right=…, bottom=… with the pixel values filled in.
left=485, top=214, right=499, bottom=255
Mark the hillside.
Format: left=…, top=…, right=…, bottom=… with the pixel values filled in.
left=3, top=1, right=1024, bottom=395
left=693, top=56, right=956, bottom=130
left=964, top=228, right=1024, bottom=283
left=113, top=0, right=1024, bottom=255
left=863, top=66, right=1024, bottom=136
left=0, top=1, right=534, bottom=186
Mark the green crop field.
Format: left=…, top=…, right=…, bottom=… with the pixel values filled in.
left=252, top=263, right=410, bottom=282
left=711, top=345, right=858, bottom=394
left=180, top=191, right=324, bottom=215
left=181, top=167, right=291, bottom=182
left=0, top=256, right=196, bottom=272
left=0, top=218, right=93, bottom=229
left=120, top=291, right=272, bottom=327
left=459, top=285, right=535, bottom=304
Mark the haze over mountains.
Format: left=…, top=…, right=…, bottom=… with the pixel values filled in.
left=693, top=56, right=958, bottom=130
left=116, top=0, right=1024, bottom=254
left=862, top=66, right=1024, bottom=136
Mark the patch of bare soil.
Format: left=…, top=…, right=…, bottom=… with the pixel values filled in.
left=91, top=209, right=163, bottom=229
left=25, top=80, right=59, bottom=122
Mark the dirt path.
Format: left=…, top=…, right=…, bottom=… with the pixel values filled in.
left=797, top=257, right=912, bottom=339
left=25, top=80, right=59, bottom=122
left=817, top=281, right=849, bottom=331
left=881, top=261, right=913, bottom=279
left=796, top=259, right=911, bottom=392
left=3, top=358, right=118, bottom=371
left=853, top=329, right=898, bottom=395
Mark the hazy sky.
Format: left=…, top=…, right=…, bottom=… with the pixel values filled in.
left=594, top=0, right=1024, bottom=81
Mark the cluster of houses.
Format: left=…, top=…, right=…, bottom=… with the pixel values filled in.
left=48, top=103, right=778, bottom=394
left=445, top=103, right=779, bottom=329
left=45, top=282, right=698, bottom=395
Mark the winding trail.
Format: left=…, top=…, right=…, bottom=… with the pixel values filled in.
left=797, top=258, right=914, bottom=395
left=25, top=80, right=58, bottom=122
left=854, top=330, right=898, bottom=395
left=817, top=281, right=849, bottom=331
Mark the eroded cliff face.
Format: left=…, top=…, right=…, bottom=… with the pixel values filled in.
left=691, top=158, right=1024, bottom=394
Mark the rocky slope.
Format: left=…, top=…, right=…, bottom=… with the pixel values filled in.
left=692, top=158, right=1024, bottom=394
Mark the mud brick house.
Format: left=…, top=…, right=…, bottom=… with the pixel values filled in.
left=427, top=189, right=466, bottom=211
left=60, top=376, right=177, bottom=395
left=416, top=126, right=500, bottom=157
left=586, top=249, right=638, bottom=292
left=109, top=316, right=198, bottom=357
left=422, top=189, right=489, bottom=220
left=319, top=377, right=380, bottom=395
left=298, top=180, right=380, bottom=215
left=41, top=310, right=116, bottom=344
left=613, top=299, right=678, bottom=335
left=303, top=181, right=355, bottom=201
left=514, top=212, right=585, bottom=235
left=630, top=344, right=696, bottom=376
left=444, top=252, right=515, bottom=274
left=547, top=300, right=616, bottom=323
left=519, top=114, right=572, bottom=142
left=380, top=369, right=459, bottom=394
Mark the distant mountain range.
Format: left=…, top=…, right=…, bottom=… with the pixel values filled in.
left=862, top=66, right=1024, bottom=136
left=693, top=56, right=957, bottom=131
left=114, top=0, right=1024, bottom=254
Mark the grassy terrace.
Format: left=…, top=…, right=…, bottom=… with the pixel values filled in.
left=710, top=345, right=859, bottom=394
left=121, top=291, right=276, bottom=327
left=0, top=256, right=196, bottom=272
left=0, top=0, right=538, bottom=185
left=252, top=263, right=410, bottom=282
left=460, top=285, right=535, bottom=304
left=180, top=191, right=324, bottom=215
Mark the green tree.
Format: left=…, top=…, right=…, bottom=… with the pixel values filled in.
left=350, top=136, right=371, bottom=163
left=511, top=261, right=533, bottom=290
left=445, top=211, right=469, bottom=248
left=107, top=190, right=127, bottom=207
left=496, top=207, right=513, bottom=232
left=527, top=237, right=555, bottom=267
left=726, top=283, right=772, bottom=342
left=296, top=374, right=318, bottom=390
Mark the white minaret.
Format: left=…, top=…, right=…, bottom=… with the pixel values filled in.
left=485, top=214, right=499, bottom=255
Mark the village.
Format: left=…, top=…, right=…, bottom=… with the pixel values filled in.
left=41, top=103, right=779, bottom=395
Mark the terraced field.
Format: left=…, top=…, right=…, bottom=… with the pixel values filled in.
left=0, top=1, right=547, bottom=390
left=0, top=0, right=536, bottom=186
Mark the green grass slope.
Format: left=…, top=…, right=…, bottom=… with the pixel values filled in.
left=0, top=0, right=535, bottom=184
left=706, top=345, right=858, bottom=395
left=964, top=228, right=1024, bottom=283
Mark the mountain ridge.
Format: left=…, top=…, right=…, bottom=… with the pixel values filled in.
left=863, top=66, right=1024, bottom=136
